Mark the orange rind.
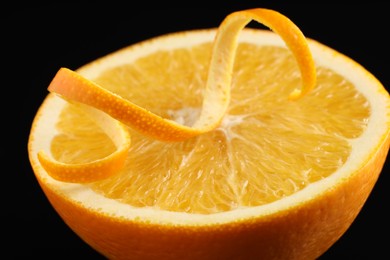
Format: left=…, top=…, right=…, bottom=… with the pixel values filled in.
left=48, top=9, right=316, bottom=143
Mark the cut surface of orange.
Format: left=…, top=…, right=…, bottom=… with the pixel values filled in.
left=28, top=7, right=390, bottom=260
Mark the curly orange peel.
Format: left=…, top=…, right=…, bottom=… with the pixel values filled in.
left=38, top=8, right=316, bottom=183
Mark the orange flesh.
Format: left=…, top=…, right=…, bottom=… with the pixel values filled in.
left=50, top=44, right=370, bottom=214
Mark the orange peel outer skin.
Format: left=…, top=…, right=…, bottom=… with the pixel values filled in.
left=47, top=8, right=316, bottom=144
left=212, top=8, right=316, bottom=101
left=37, top=7, right=318, bottom=184
left=37, top=146, right=129, bottom=183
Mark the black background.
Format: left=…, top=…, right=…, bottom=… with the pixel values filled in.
left=6, top=2, right=389, bottom=259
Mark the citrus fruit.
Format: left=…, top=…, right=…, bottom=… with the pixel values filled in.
left=28, top=7, right=390, bottom=260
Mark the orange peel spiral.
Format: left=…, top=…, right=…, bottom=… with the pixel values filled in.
left=38, top=8, right=316, bottom=183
